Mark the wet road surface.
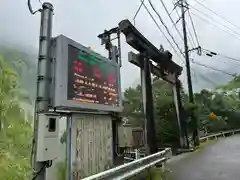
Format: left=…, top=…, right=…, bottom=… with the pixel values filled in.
left=167, top=135, right=240, bottom=180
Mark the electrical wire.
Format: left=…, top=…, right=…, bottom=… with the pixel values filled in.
left=172, top=0, right=196, bottom=49
left=191, top=60, right=235, bottom=76
left=192, top=68, right=238, bottom=112
left=147, top=0, right=185, bottom=58
left=175, top=8, right=196, bottom=48
left=185, top=18, right=197, bottom=48
left=169, top=0, right=179, bottom=15
left=201, top=48, right=240, bottom=64
left=189, top=4, right=240, bottom=38
left=27, top=0, right=42, bottom=15
left=202, top=54, right=240, bottom=68
left=159, top=0, right=184, bottom=42
left=32, top=167, right=44, bottom=180
left=190, top=12, right=240, bottom=41
left=132, top=0, right=145, bottom=26
left=187, top=9, right=200, bottom=47
left=32, top=161, right=52, bottom=180
left=141, top=0, right=185, bottom=64
left=192, top=68, right=217, bottom=85
left=192, top=0, right=240, bottom=31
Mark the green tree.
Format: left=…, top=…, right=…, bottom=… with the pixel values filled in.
left=122, top=85, right=143, bottom=126
left=0, top=56, right=30, bottom=131
left=122, top=74, right=240, bottom=148
left=0, top=55, right=32, bottom=179
left=122, top=78, right=181, bottom=148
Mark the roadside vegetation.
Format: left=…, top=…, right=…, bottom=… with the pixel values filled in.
left=1, top=45, right=240, bottom=179
left=0, top=53, right=33, bottom=179
left=122, top=75, right=240, bottom=149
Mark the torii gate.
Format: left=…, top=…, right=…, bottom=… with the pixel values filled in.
left=118, top=19, right=189, bottom=153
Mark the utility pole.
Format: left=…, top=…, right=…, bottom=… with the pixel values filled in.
left=32, top=3, right=53, bottom=180
left=180, top=0, right=199, bottom=146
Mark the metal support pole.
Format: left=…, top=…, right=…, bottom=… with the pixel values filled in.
left=32, top=3, right=53, bottom=180
left=141, top=56, right=157, bottom=154
left=180, top=0, right=199, bottom=146
left=66, top=115, right=73, bottom=180
left=111, top=46, right=118, bottom=63
left=135, top=149, right=140, bottom=160
left=117, top=31, right=122, bottom=67
left=112, top=117, right=117, bottom=164
left=111, top=45, right=121, bottom=165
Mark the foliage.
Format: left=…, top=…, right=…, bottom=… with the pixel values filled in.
left=0, top=46, right=37, bottom=103
left=121, top=85, right=143, bottom=126
left=129, top=167, right=164, bottom=180
left=0, top=55, right=33, bottom=179
left=122, top=75, right=240, bottom=148
left=0, top=119, right=32, bottom=180
left=55, top=160, right=66, bottom=180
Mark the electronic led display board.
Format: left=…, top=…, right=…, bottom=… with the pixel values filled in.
left=52, top=35, right=122, bottom=112
left=67, top=45, right=119, bottom=106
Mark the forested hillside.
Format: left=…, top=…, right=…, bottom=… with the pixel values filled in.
left=0, top=45, right=37, bottom=103
left=122, top=75, right=240, bottom=149
left=0, top=48, right=34, bottom=179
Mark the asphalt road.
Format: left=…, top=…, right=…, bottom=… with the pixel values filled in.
left=167, top=135, right=240, bottom=180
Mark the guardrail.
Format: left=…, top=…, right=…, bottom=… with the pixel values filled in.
left=82, top=148, right=172, bottom=180
left=126, top=129, right=240, bottom=161
left=82, top=129, right=239, bottom=180
left=199, top=129, right=240, bottom=142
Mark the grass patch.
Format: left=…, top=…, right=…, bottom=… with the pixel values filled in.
left=129, top=166, right=170, bottom=180
left=145, top=167, right=163, bottom=180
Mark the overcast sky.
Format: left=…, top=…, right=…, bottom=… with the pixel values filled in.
left=1, top=0, right=240, bottom=90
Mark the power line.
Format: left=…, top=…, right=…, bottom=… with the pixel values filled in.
left=174, top=7, right=196, bottom=48
left=190, top=12, right=240, bottom=41
left=187, top=9, right=200, bottom=47
left=192, top=0, right=240, bottom=31
left=27, top=0, right=42, bottom=14
left=147, top=0, right=185, bottom=57
left=132, top=0, right=145, bottom=25
left=186, top=18, right=197, bottom=48
left=189, top=4, right=240, bottom=38
left=191, top=68, right=238, bottom=112
left=173, top=1, right=198, bottom=50
left=159, top=0, right=184, bottom=41
left=192, top=60, right=235, bottom=76
left=191, top=68, right=238, bottom=111
left=140, top=0, right=185, bottom=64
left=191, top=68, right=217, bottom=85
left=201, top=48, right=240, bottom=64
left=202, top=54, right=240, bottom=68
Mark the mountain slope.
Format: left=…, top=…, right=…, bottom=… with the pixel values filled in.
left=0, top=44, right=37, bottom=102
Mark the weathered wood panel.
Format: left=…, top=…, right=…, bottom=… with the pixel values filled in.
left=72, top=114, right=113, bottom=179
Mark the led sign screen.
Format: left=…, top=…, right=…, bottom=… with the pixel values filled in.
left=67, top=45, right=120, bottom=107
